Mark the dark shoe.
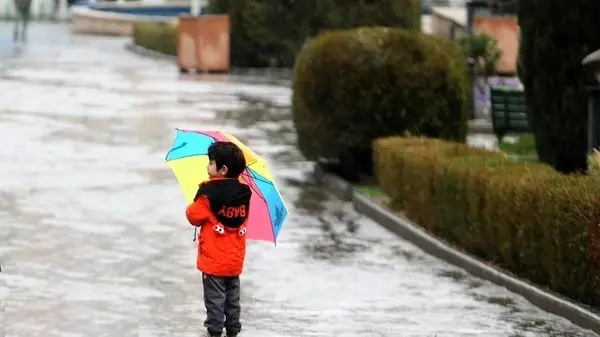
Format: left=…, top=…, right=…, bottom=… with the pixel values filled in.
left=205, top=329, right=222, bottom=337
left=226, top=328, right=239, bottom=337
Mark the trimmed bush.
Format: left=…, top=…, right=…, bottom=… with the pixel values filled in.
left=374, top=137, right=505, bottom=230
left=133, top=21, right=177, bottom=56
left=206, top=0, right=421, bottom=67
left=292, top=28, right=469, bottom=181
left=373, top=136, right=600, bottom=306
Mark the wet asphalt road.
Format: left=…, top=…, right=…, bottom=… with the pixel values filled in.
left=0, top=23, right=597, bottom=337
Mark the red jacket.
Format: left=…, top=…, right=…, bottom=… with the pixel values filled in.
left=186, top=178, right=251, bottom=277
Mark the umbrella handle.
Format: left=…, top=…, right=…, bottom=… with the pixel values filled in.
left=193, top=227, right=197, bottom=242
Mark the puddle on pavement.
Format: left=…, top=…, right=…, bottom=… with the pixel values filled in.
left=0, top=29, right=596, bottom=336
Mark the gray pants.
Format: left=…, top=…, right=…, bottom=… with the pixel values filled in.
left=203, top=273, right=242, bottom=335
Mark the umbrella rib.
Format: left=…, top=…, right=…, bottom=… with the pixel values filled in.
left=240, top=172, right=279, bottom=244
left=165, top=153, right=206, bottom=161
left=165, top=141, right=189, bottom=160
left=241, top=173, right=268, bottom=204
left=241, top=170, right=280, bottom=243
left=244, top=167, right=274, bottom=185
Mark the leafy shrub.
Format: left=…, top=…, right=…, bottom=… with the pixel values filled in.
left=457, top=32, right=502, bottom=78
left=206, top=0, right=421, bottom=67
left=133, top=21, right=177, bottom=56
left=292, top=28, right=469, bottom=181
left=373, top=135, right=600, bottom=306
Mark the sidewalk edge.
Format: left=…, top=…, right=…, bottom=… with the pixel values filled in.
left=124, top=43, right=176, bottom=61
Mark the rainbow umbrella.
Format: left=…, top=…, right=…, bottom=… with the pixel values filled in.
left=165, top=129, right=288, bottom=244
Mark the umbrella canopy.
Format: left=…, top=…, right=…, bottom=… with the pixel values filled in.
left=165, top=129, right=288, bottom=244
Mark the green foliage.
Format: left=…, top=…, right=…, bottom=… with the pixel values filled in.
left=497, top=133, right=537, bottom=157
left=457, top=32, right=502, bottom=78
left=373, top=136, right=600, bottom=306
left=133, top=21, right=177, bottom=56
left=206, top=0, right=421, bottom=67
left=518, top=0, right=600, bottom=173
left=292, top=27, right=469, bottom=180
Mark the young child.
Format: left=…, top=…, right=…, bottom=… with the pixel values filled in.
left=186, top=141, right=251, bottom=337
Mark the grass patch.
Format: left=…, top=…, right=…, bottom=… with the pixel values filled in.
left=498, top=133, right=536, bottom=158
left=354, top=184, right=382, bottom=197
left=498, top=134, right=600, bottom=170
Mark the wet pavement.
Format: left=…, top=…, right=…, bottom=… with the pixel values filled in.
left=0, top=22, right=597, bottom=337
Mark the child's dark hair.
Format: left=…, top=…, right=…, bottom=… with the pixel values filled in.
left=208, top=141, right=247, bottom=178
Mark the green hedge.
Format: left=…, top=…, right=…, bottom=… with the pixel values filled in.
left=206, top=0, right=421, bottom=67
left=292, top=27, right=469, bottom=180
left=133, top=21, right=177, bottom=56
left=373, top=136, right=600, bottom=306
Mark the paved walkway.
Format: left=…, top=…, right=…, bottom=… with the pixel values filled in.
left=0, top=22, right=596, bottom=337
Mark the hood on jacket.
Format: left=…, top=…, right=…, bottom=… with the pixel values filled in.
left=196, top=178, right=252, bottom=228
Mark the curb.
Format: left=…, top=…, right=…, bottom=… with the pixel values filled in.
left=125, top=43, right=177, bottom=62
left=313, top=166, right=600, bottom=335
left=313, top=164, right=354, bottom=201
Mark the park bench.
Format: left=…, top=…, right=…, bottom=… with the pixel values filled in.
left=490, top=86, right=531, bottom=140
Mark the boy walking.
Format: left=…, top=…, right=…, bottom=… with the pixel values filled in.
left=186, top=141, right=251, bottom=337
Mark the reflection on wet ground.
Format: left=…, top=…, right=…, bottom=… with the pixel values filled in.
left=0, top=22, right=596, bottom=337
